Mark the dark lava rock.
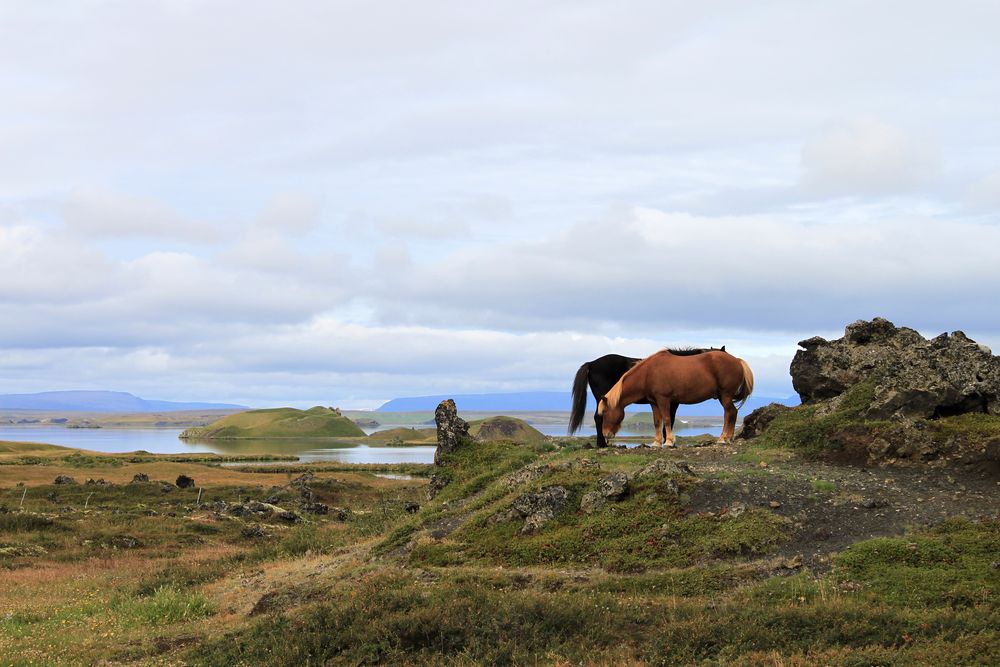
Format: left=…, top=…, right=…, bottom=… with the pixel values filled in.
left=511, top=486, right=569, bottom=517
left=579, top=491, right=606, bottom=515
left=737, top=403, right=794, bottom=441
left=291, top=472, right=315, bottom=487
left=175, top=475, right=196, bottom=489
left=241, top=525, right=267, bottom=539
left=597, top=471, right=629, bottom=500
left=109, top=535, right=142, bottom=549
left=632, top=459, right=693, bottom=481
left=130, top=473, right=150, bottom=484
left=247, top=501, right=275, bottom=517
left=426, top=473, right=451, bottom=500
left=85, top=478, right=110, bottom=486
left=494, top=486, right=569, bottom=534
left=791, top=317, right=1000, bottom=420
left=53, top=475, right=77, bottom=485
left=300, top=502, right=329, bottom=515
left=277, top=510, right=301, bottom=523
left=404, top=501, right=420, bottom=514
left=433, top=399, right=472, bottom=466
left=331, top=507, right=352, bottom=521
left=860, top=497, right=889, bottom=509
left=160, top=483, right=174, bottom=493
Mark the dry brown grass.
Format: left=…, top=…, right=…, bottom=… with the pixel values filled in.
left=0, top=459, right=416, bottom=489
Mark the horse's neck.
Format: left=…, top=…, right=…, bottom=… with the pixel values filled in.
left=617, top=373, right=648, bottom=408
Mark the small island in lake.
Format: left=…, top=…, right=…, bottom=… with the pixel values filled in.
left=179, top=406, right=366, bottom=439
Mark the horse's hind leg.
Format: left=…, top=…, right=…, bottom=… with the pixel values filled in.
left=718, top=396, right=737, bottom=444
left=657, top=399, right=676, bottom=447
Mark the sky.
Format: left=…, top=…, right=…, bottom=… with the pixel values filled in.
left=1, top=0, right=999, bottom=409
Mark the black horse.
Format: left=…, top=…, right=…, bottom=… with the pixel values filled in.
left=569, top=347, right=724, bottom=447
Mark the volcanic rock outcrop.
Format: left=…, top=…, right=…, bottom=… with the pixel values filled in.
left=791, top=317, right=1000, bottom=420
left=433, top=399, right=472, bottom=466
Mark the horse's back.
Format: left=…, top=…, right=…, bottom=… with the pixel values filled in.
left=640, top=350, right=745, bottom=402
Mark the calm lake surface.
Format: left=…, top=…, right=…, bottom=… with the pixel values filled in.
left=0, top=420, right=723, bottom=464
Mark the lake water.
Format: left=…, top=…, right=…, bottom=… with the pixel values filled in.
left=0, top=419, right=723, bottom=465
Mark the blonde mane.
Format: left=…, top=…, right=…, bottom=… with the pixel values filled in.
left=602, top=354, right=652, bottom=410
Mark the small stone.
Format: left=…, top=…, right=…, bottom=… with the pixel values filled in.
left=160, top=483, right=173, bottom=493
left=53, top=475, right=76, bottom=485
left=300, top=502, right=329, bottom=515
left=860, top=497, right=888, bottom=509
left=277, top=510, right=301, bottom=523
left=110, top=535, right=142, bottom=549
left=175, top=475, right=196, bottom=489
left=241, top=525, right=267, bottom=539
left=579, top=491, right=606, bottom=515
left=784, top=554, right=804, bottom=569
left=130, top=473, right=150, bottom=484
left=404, top=501, right=420, bottom=514
left=769, top=500, right=781, bottom=509
left=727, top=502, right=747, bottom=518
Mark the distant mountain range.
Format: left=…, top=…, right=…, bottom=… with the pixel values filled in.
left=0, top=391, right=247, bottom=413
left=378, top=391, right=799, bottom=416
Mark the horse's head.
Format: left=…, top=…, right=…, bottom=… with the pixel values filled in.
left=597, top=396, right=625, bottom=440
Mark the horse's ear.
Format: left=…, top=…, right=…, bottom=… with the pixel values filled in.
left=721, top=345, right=726, bottom=352
left=597, top=397, right=606, bottom=416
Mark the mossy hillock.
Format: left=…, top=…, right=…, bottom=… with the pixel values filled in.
left=179, top=406, right=365, bottom=439
left=365, top=427, right=437, bottom=445
left=468, top=416, right=546, bottom=445
left=377, top=434, right=790, bottom=573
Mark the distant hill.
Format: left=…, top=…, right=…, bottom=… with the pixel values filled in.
left=378, top=391, right=798, bottom=416
left=179, top=406, right=365, bottom=439
left=0, top=390, right=247, bottom=413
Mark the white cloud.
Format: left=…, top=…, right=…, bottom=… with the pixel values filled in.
left=967, top=170, right=1000, bottom=211
left=1, top=2, right=999, bottom=405
left=255, top=192, right=320, bottom=233
left=62, top=188, right=216, bottom=241
left=367, top=206, right=1000, bottom=335
left=0, top=224, right=115, bottom=304
left=800, top=118, right=942, bottom=196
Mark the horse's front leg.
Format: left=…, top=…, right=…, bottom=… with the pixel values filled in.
left=594, top=410, right=607, bottom=448
left=718, top=396, right=737, bottom=444
left=651, top=401, right=663, bottom=448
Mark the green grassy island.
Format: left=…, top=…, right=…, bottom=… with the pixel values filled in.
left=178, top=406, right=366, bottom=439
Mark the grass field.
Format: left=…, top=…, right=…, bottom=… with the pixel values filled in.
left=1, top=429, right=997, bottom=665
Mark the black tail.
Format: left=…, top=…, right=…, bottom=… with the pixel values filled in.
left=568, top=362, right=590, bottom=434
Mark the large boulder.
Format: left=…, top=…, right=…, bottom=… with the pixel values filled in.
left=791, top=318, right=1000, bottom=420
left=433, top=399, right=472, bottom=466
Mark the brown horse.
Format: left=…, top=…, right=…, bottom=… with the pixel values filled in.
left=597, top=349, right=754, bottom=446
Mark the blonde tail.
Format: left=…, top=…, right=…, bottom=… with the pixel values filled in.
left=735, top=359, right=754, bottom=410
